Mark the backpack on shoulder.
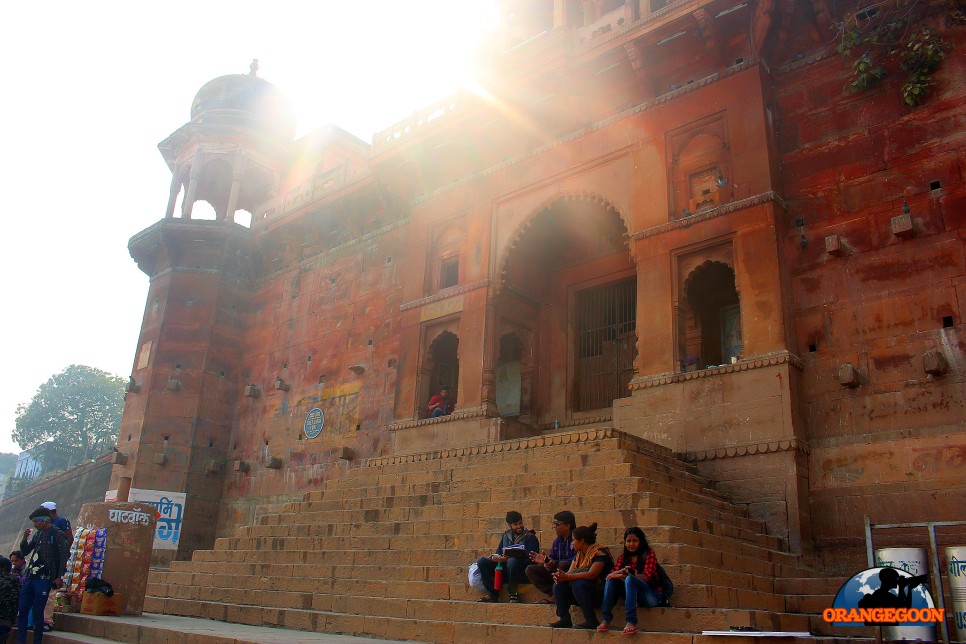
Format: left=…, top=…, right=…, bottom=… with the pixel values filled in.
left=656, top=563, right=674, bottom=607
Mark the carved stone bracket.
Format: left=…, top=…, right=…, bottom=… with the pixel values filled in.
left=683, top=437, right=808, bottom=463
left=628, top=350, right=804, bottom=390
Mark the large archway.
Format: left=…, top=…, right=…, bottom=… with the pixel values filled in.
left=496, top=196, right=636, bottom=427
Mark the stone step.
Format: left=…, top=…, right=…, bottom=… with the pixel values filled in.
left=145, top=595, right=812, bottom=638
left=11, top=630, right=114, bottom=644
left=774, top=576, right=846, bottom=597
left=149, top=562, right=785, bottom=608
left=52, top=612, right=407, bottom=644
left=326, top=451, right=720, bottom=505
left=214, top=525, right=796, bottom=569
left=305, top=470, right=753, bottom=529
left=263, top=496, right=771, bottom=543
left=239, top=505, right=778, bottom=552
left=158, top=559, right=794, bottom=596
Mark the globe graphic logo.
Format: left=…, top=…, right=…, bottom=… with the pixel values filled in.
left=832, top=567, right=935, bottom=627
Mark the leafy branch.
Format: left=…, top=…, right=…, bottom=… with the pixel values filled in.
left=834, top=0, right=959, bottom=105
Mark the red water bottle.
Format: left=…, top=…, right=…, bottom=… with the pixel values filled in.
left=494, top=561, right=504, bottom=591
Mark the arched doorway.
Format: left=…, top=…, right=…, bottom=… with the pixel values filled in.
left=681, top=261, right=741, bottom=368
left=497, top=196, right=636, bottom=426
left=418, top=330, right=459, bottom=418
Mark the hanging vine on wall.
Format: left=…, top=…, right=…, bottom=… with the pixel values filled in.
left=834, top=0, right=963, bottom=106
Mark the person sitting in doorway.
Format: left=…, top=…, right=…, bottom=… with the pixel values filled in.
left=427, top=387, right=453, bottom=417
left=548, top=522, right=613, bottom=629
left=475, top=511, right=540, bottom=603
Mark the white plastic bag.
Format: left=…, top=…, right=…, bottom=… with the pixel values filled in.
left=468, top=562, right=487, bottom=592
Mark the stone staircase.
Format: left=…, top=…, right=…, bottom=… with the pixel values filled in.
left=56, top=428, right=878, bottom=643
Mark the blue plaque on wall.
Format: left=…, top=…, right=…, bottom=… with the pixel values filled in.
left=304, top=407, right=324, bottom=439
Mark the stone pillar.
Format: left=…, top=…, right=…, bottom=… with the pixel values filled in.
left=164, top=174, right=181, bottom=219
left=182, top=151, right=204, bottom=219
left=480, top=300, right=499, bottom=417
left=224, top=156, right=247, bottom=222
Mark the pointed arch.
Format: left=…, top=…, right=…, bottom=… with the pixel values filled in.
left=679, top=259, right=741, bottom=369
left=497, top=191, right=633, bottom=294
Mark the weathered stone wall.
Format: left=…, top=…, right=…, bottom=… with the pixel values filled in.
left=216, top=222, right=405, bottom=535
left=775, top=24, right=966, bottom=552
left=0, top=454, right=112, bottom=552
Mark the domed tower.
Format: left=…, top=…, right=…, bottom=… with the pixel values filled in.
left=114, top=64, right=294, bottom=566
left=159, top=60, right=295, bottom=221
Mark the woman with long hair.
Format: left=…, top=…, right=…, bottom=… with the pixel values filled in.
left=597, top=526, right=663, bottom=635
left=548, top=522, right=613, bottom=629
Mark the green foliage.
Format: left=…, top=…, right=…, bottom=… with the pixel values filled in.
left=0, top=453, right=17, bottom=476
left=835, top=0, right=956, bottom=106
left=13, top=365, right=125, bottom=458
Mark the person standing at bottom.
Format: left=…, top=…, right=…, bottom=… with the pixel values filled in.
left=17, top=508, right=67, bottom=644
left=598, top=526, right=663, bottom=635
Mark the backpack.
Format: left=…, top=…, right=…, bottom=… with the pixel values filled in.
left=656, top=562, right=674, bottom=606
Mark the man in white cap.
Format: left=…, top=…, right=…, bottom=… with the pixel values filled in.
left=39, top=503, right=72, bottom=548
left=38, top=503, right=72, bottom=632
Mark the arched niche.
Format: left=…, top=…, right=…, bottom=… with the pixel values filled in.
left=417, top=328, right=460, bottom=418
left=680, top=259, right=741, bottom=369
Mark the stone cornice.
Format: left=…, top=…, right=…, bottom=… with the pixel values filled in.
left=399, top=279, right=490, bottom=312
left=629, top=350, right=804, bottom=390
left=630, top=191, right=785, bottom=241
left=776, top=49, right=834, bottom=75
left=537, top=414, right=612, bottom=431
left=388, top=405, right=489, bottom=432
left=411, top=60, right=756, bottom=207
left=682, top=438, right=809, bottom=463
left=370, top=426, right=625, bottom=466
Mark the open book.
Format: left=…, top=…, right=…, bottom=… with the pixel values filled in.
left=503, top=543, right=529, bottom=557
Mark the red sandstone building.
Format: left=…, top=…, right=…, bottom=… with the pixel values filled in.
left=112, top=0, right=965, bottom=570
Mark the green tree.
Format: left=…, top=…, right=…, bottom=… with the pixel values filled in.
left=14, top=365, right=125, bottom=459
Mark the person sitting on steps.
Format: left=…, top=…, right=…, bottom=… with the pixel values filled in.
left=476, top=511, right=540, bottom=603
left=598, top=526, right=664, bottom=635
left=526, top=510, right=577, bottom=604
left=548, top=522, right=613, bottom=629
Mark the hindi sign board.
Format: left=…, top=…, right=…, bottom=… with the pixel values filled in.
left=128, top=488, right=186, bottom=551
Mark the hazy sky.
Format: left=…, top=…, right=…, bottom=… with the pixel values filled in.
left=1, top=1, right=499, bottom=454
